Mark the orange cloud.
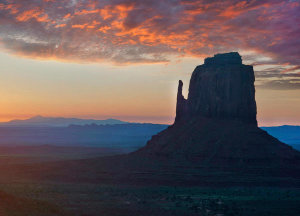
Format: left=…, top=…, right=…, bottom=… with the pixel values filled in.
left=74, top=9, right=100, bottom=16
left=63, top=13, right=71, bottom=19
left=16, top=8, right=50, bottom=22
left=55, top=23, right=66, bottom=28
left=220, top=1, right=247, bottom=18
left=0, top=2, right=19, bottom=14
left=71, top=24, right=86, bottom=29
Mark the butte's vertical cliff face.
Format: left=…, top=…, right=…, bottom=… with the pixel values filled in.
left=175, top=52, right=257, bottom=125
left=135, top=52, right=300, bottom=168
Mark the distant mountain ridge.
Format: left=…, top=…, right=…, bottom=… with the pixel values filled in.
left=0, top=116, right=299, bottom=151
left=0, top=123, right=168, bottom=147
left=0, top=115, right=128, bottom=127
left=262, top=125, right=300, bottom=150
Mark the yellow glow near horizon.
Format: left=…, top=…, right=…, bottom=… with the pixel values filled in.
left=0, top=52, right=300, bottom=125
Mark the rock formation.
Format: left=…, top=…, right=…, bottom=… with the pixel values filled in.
left=176, top=52, right=257, bottom=125
left=175, top=80, right=188, bottom=122
left=134, top=52, right=300, bottom=171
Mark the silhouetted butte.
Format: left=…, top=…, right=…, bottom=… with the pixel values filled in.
left=129, top=52, right=300, bottom=178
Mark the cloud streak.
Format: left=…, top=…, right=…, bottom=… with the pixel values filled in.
left=0, top=0, right=299, bottom=70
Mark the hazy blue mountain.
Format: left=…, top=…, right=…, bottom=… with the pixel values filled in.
left=0, top=115, right=128, bottom=127
left=0, top=119, right=298, bottom=152
left=0, top=123, right=168, bottom=148
left=261, top=125, right=300, bottom=150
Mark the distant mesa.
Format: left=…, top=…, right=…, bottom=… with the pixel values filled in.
left=0, top=116, right=128, bottom=127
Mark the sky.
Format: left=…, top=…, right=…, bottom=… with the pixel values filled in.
left=0, top=0, right=299, bottom=126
